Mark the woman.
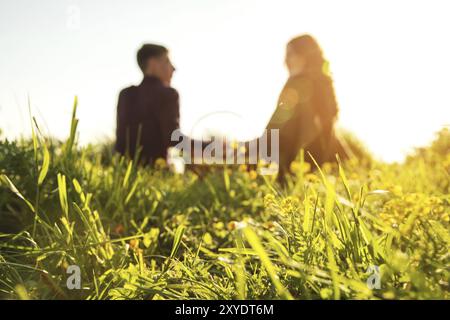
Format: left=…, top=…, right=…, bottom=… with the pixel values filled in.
left=266, top=34, right=346, bottom=180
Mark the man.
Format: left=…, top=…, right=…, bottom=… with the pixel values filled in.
left=115, top=44, right=179, bottom=164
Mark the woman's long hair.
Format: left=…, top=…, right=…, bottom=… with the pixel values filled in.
left=287, top=34, right=327, bottom=73
left=288, top=34, right=337, bottom=119
left=287, top=35, right=339, bottom=158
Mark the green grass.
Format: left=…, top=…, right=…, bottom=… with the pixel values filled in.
left=0, top=99, right=448, bottom=300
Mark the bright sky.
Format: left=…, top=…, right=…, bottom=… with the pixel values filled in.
left=0, top=0, right=449, bottom=162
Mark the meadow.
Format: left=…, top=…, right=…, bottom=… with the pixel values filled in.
left=0, top=99, right=448, bottom=300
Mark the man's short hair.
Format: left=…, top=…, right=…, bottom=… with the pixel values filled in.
left=137, top=44, right=168, bottom=72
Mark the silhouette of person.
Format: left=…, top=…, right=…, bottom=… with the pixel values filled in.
left=266, top=34, right=347, bottom=180
left=115, top=44, right=180, bottom=165
left=116, top=44, right=211, bottom=168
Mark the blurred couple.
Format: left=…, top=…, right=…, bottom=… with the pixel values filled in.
left=115, top=35, right=349, bottom=180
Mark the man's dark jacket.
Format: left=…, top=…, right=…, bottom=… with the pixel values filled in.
left=115, top=76, right=180, bottom=164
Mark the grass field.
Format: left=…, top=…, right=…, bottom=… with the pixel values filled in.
left=0, top=100, right=449, bottom=300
